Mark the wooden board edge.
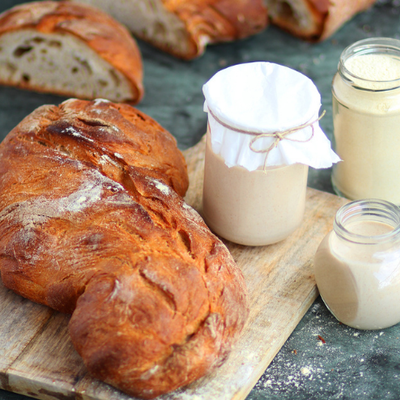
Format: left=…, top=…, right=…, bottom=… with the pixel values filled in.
left=231, top=285, right=319, bottom=400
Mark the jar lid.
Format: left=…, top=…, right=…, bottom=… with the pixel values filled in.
left=203, top=62, right=340, bottom=171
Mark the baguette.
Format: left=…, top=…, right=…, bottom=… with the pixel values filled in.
left=0, top=1, right=144, bottom=102
left=0, top=98, right=248, bottom=399
left=72, top=0, right=269, bottom=60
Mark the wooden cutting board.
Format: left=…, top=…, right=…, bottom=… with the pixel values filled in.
left=0, top=137, right=347, bottom=400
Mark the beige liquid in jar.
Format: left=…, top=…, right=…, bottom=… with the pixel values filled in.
left=332, top=54, right=400, bottom=202
left=202, top=135, right=309, bottom=246
left=315, top=220, right=400, bottom=329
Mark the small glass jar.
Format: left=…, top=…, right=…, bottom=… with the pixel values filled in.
left=331, top=37, right=400, bottom=203
left=314, top=199, right=400, bottom=330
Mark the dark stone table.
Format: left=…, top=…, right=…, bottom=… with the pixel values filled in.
left=0, top=1, right=400, bottom=399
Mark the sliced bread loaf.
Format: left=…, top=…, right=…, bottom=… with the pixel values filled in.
left=0, top=1, right=144, bottom=103
left=73, top=0, right=269, bottom=60
left=264, top=0, right=377, bottom=41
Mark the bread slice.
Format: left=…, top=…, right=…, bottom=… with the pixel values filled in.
left=264, top=0, right=377, bottom=41
left=73, top=0, right=269, bottom=60
left=0, top=1, right=144, bottom=103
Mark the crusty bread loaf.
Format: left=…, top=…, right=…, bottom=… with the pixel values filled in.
left=265, top=0, right=377, bottom=41
left=72, top=0, right=269, bottom=60
left=0, top=1, right=144, bottom=103
left=0, top=98, right=248, bottom=399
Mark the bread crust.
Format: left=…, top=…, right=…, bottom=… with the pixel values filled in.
left=266, top=0, right=376, bottom=41
left=0, top=99, right=248, bottom=398
left=0, top=1, right=144, bottom=102
left=172, top=0, right=268, bottom=58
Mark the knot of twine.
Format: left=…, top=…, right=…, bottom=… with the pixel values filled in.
left=209, top=110, right=326, bottom=170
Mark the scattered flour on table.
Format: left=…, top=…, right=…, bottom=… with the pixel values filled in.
left=252, top=301, right=389, bottom=399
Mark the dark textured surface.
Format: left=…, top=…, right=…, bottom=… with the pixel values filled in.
left=250, top=296, right=400, bottom=400
left=1, top=0, right=400, bottom=399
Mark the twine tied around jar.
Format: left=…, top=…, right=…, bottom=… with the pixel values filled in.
left=209, top=109, right=326, bottom=170
left=250, top=110, right=326, bottom=168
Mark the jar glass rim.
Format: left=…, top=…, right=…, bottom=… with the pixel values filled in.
left=339, top=37, right=400, bottom=88
left=334, top=199, right=400, bottom=244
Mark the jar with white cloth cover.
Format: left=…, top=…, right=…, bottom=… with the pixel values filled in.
left=202, top=62, right=340, bottom=246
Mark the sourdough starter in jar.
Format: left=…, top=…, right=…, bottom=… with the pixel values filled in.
left=202, top=62, right=339, bottom=246
left=314, top=199, right=400, bottom=330
left=203, top=133, right=308, bottom=246
left=332, top=37, right=400, bottom=202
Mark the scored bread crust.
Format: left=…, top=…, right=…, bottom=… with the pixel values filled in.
left=73, top=0, right=269, bottom=60
left=0, top=99, right=249, bottom=399
left=265, top=0, right=376, bottom=41
left=0, top=1, right=144, bottom=102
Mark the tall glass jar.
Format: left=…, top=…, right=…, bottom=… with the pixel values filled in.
left=202, top=125, right=309, bottom=246
left=314, top=199, right=400, bottom=330
left=202, top=62, right=339, bottom=247
left=331, top=37, right=400, bottom=203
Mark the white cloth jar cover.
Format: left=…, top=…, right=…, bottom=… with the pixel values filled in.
left=203, top=61, right=340, bottom=171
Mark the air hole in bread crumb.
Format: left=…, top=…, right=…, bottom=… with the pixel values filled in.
left=22, top=73, right=30, bottom=82
left=32, top=37, right=45, bottom=44
left=109, top=70, right=121, bottom=86
left=74, top=57, right=92, bottom=75
left=49, top=40, right=62, bottom=48
left=6, top=63, right=16, bottom=73
left=71, top=67, right=78, bottom=74
left=98, top=79, right=108, bottom=87
left=14, top=46, right=33, bottom=57
left=154, top=21, right=167, bottom=37
left=273, top=1, right=298, bottom=25
left=41, top=48, right=47, bottom=54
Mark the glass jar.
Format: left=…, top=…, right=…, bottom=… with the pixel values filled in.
left=314, top=199, right=400, bottom=330
left=331, top=37, right=400, bottom=203
left=202, top=62, right=338, bottom=247
left=202, top=126, right=309, bottom=246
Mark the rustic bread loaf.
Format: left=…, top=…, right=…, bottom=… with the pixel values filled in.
left=0, top=98, right=249, bottom=399
left=0, top=1, right=144, bottom=103
left=265, top=0, right=377, bottom=41
left=72, top=0, right=269, bottom=60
